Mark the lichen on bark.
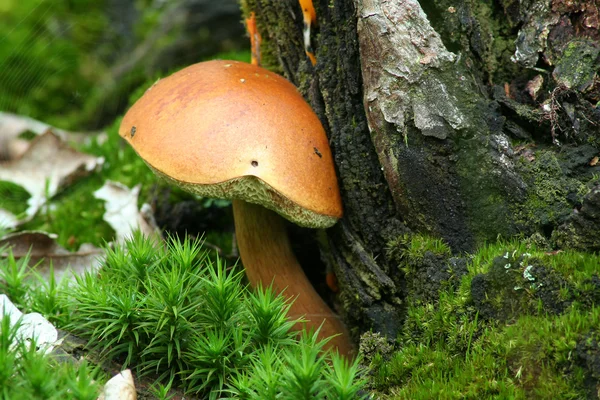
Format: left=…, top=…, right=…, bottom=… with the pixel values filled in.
left=355, top=0, right=530, bottom=249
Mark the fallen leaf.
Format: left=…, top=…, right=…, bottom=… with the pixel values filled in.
left=0, top=231, right=104, bottom=282
left=99, top=369, right=137, bottom=400
left=0, top=111, right=107, bottom=160
left=0, top=209, right=18, bottom=229
left=590, top=156, right=599, bottom=166
left=526, top=75, right=544, bottom=100
left=0, top=294, right=60, bottom=355
left=94, top=181, right=160, bottom=242
left=504, top=82, right=511, bottom=98
left=0, top=130, right=104, bottom=221
left=514, top=143, right=537, bottom=162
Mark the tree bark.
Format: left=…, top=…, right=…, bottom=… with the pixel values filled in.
left=240, top=0, right=600, bottom=340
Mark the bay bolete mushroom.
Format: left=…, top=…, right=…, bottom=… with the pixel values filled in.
left=118, top=60, right=353, bottom=356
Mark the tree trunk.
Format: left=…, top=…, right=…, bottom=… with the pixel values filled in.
left=240, top=0, right=600, bottom=340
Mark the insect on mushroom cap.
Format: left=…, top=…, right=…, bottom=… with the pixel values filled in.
left=119, top=60, right=342, bottom=228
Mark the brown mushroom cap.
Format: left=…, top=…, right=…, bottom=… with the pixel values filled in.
left=119, top=60, right=342, bottom=228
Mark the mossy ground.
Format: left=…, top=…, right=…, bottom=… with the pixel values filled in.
left=0, top=233, right=367, bottom=399
left=0, top=314, right=103, bottom=400
left=370, top=237, right=600, bottom=399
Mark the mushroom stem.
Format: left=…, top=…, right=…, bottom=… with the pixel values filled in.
left=232, top=199, right=354, bottom=356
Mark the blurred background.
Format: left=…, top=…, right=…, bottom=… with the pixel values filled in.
left=0, top=0, right=257, bottom=254
left=0, top=0, right=249, bottom=131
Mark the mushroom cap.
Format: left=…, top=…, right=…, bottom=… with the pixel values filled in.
left=119, top=60, right=342, bottom=228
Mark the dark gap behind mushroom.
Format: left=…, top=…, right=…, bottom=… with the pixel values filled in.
left=287, top=223, right=335, bottom=307
left=150, top=185, right=334, bottom=307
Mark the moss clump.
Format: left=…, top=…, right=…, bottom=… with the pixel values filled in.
left=575, top=330, right=600, bottom=398
left=0, top=314, right=102, bottom=400
left=553, top=39, right=600, bottom=92
left=386, top=233, right=452, bottom=265
left=470, top=251, right=573, bottom=321
left=516, top=149, right=587, bottom=233
left=369, top=238, right=600, bottom=398
left=386, top=233, right=467, bottom=305
left=1, top=233, right=367, bottom=399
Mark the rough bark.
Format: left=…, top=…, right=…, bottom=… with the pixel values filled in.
left=240, top=0, right=600, bottom=340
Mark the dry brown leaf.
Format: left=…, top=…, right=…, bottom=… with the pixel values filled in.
left=0, top=130, right=104, bottom=222
left=526, top=75, right=544, bottom=100
left=0, top=231, right=104, bottom=282
left=0, top=111, right=106, bottom=160
left=94, top=181, right=160, bottom=242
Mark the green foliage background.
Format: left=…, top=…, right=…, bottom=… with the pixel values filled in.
left=0, top=0, right=112, bottom=128
left=0, top=0, right=248, bottom=130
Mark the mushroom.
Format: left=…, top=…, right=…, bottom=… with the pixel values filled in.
left=118, top=60, right=353, bottom=356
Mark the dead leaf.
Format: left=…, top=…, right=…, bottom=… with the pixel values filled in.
left=526, top=75, right=544, bottom=101
left=94, top=181, right=160, bottom=242
left=514, top=143, right=537, bottom=162
left=504, top=82, right=511, bottom=98
left=99, top=370, right=137, bottom=400
left=0, top=231, right=104, bottom=282
left=590, top=156, right=599, bottom=166
left=0, top=130, right=104, bottom=222
left=0, top=111, right=107, bottom=160
left=0, top=209, right=18, bottom=229
left=0, top=294, right=60, bottom=355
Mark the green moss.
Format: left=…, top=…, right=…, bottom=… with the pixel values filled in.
left=0, top=0, right=111, bottom=129
left=368, top=238, right=600, bottom=398
left=553, top=40, right=600, bottom=91
left=425, top=0, right=521, bottom=84
left=385, top=233, right=464, bottom=305
left=386, top=233, right=451, bottom=266
left=515, top=150, right=587, bottom=230
left=0, top=315, right=103, bottom=400
left=466, top=0, right=520, bottom=83
left=19, top=179, right=114, bottom=251
left=454, top=136, right=518, bottom=244
left=1, top=234, right=368, bottom=399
